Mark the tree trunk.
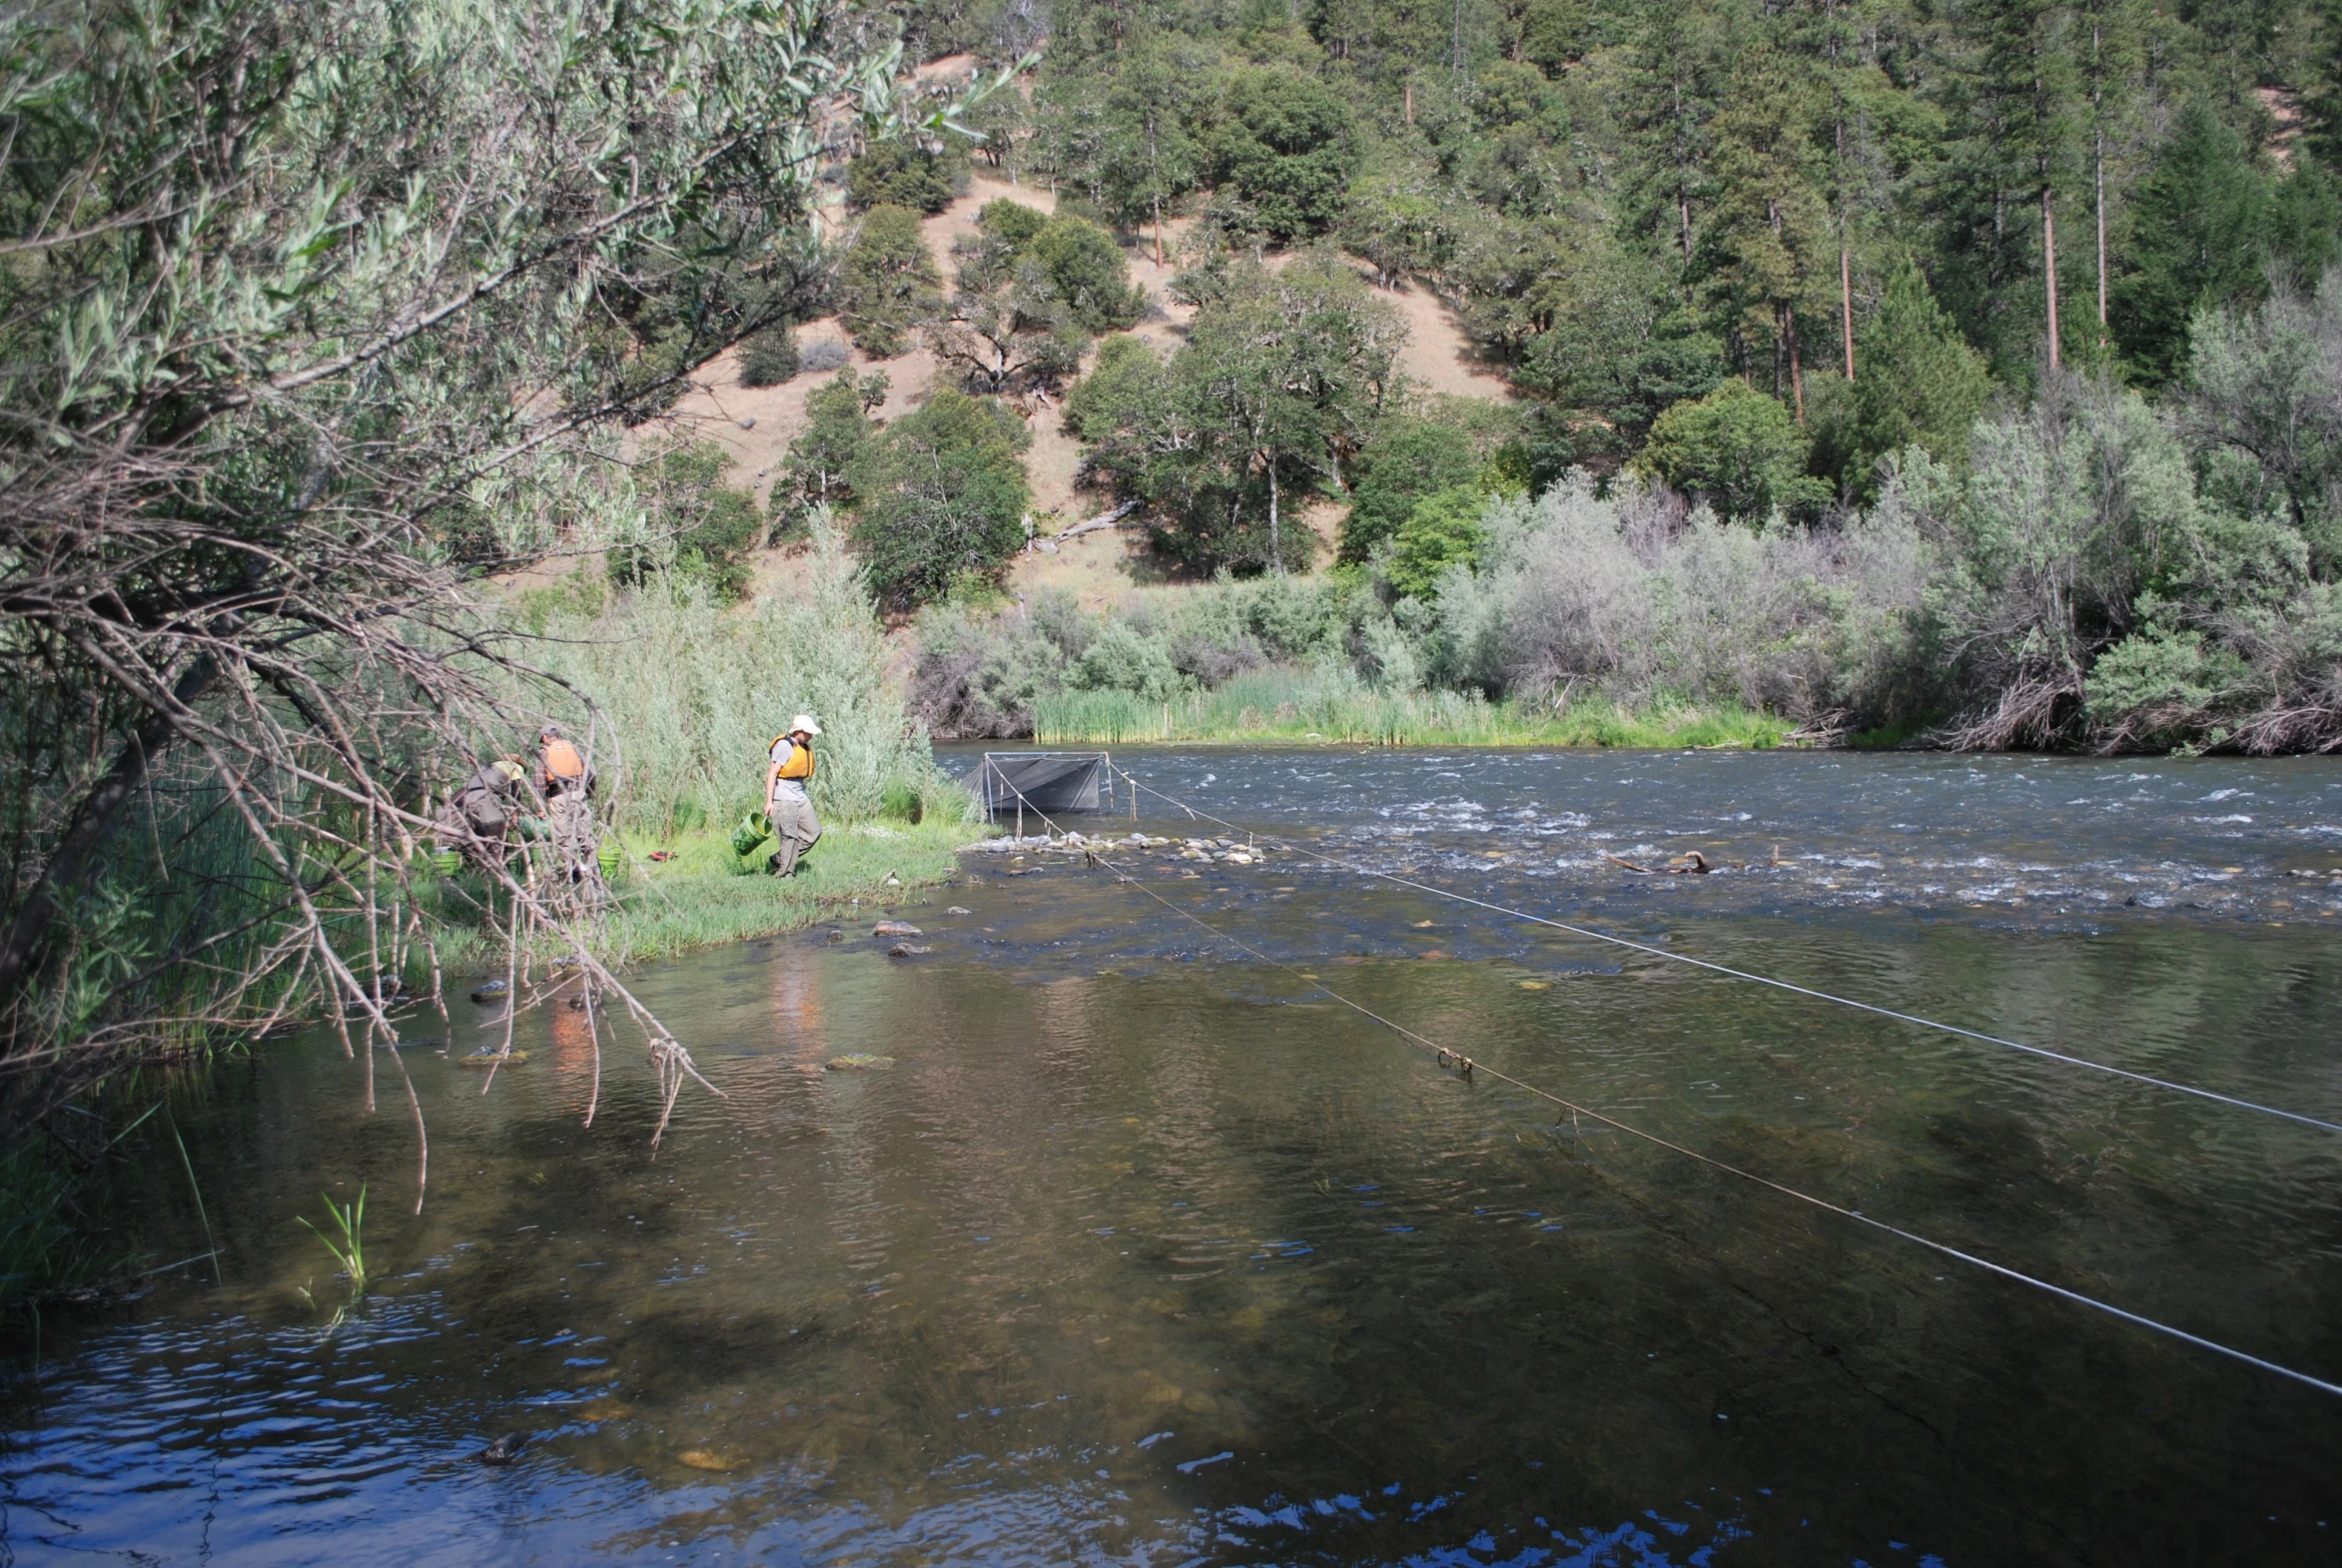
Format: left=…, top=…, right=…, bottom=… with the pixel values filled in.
left=1149, top=119, right=1166, bottom=269
left=0, top=654, right=219, bottom=1010
left=1841, top=248, right=1856, bottom=380
left=1773, top=302, right=1787, bottom=401
left=1786, top=305, right=1806, bottom=424
left=2095, top=128, right=2107, bottom=332
left=1267, top=457, right=1281, bottom=575
left=2042, top=188, right=2061, bottom=371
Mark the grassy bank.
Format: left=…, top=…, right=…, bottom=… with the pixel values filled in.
left=1033, top=680, right=1795, bottom=749
left=428, top=817, right=977, bottom=978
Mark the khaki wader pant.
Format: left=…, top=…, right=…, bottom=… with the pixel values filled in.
left=546, top=790, right=600, bottom=890
left=767, top=786, right=821, bottom=876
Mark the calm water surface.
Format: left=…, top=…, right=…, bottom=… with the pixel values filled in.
left=6, top=749, right=2342, bottom=1566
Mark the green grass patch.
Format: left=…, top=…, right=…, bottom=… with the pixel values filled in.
left=1033, top=676, right=1793, bottom=750
left=425, top=817, right=980, bottom=978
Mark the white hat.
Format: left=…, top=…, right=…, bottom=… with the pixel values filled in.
left=790, top=713, right=822, bottom=736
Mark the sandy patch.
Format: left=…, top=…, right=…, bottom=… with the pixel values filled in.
left=1375, top=275, right=1514, bottom=400
left=661, top=177, right=1060, bottom=505
left=662, top=179, right=1503, bottom=604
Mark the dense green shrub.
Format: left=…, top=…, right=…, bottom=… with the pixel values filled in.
left=977, top=197, right=1049, bottom=250
left=737, top=326, right=799, bottom=387
left=1206, top=67, right=1359, bottom=242
left=847, top=138, right=966, bottom=214
left=1028, top=216, right=1148, bottom=332
left=837, top=206, right=942, bottom=359
left=1340, top=418, right=1483, bottom=562
left=1635, top=383, right=1832, bottom=526
left=847, top=390, right=1033, bottom=608
left=613, top=443, right=763, bottom=600
left=776, top=369, right=886, bottom=520
left=1387, top=486, right=1495, bottom=600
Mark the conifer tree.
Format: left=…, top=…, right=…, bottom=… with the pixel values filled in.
left=1099, top=28, right=1213, bottom=263
left=2111, top=101, right=2271, bottom=380
left=1619, top=0, right=1726, bottom=283
left=1700, top=27, right=1834, bottom=415
left=1822, top=257, right=1994, bottom=495
left=1931, top=0, right=2085, bottom=379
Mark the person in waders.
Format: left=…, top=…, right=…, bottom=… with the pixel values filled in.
left=765, top=715, right=822, bottom=877
left=534, top=724, right=601, bottom=895
left=433, top=758, right=527, bottom=870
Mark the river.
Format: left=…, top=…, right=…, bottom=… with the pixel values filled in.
left=5, top=748, right=2341, bottom=1565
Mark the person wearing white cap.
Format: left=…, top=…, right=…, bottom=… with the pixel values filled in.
left=764, top=714, right=824, bottom=877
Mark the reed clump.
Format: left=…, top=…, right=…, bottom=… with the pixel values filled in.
left=1033, top=676, right=1788, bottom=749
left=299, top=1185, right=368, bottom=1296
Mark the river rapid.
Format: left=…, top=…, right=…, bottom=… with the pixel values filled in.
left=5, top=748, right=2342, bottom=1566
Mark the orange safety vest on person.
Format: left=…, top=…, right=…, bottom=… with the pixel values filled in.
left=769, top=735, right=815, bottom=783
left=542, top=736, right=586, bottom=782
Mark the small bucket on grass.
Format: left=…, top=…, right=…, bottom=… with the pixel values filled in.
left=730, top=812, right=773, bottom=860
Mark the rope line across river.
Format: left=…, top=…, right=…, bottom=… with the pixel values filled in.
left=1110, top=770, right=2342, bottom=1138
left=977, top=769, right=2342, bottom=1402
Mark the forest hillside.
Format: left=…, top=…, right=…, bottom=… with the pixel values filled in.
left=611, top=0, right=2342, bottom=755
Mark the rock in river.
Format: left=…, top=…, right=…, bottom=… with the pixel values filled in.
left=873, top=921, right=923, bottom=937
left=826, top=1054, right=895, bottom=1071
left=455, top=1047, right=528, bottom=1068
left=477, top=1431, right=527, bottom=1465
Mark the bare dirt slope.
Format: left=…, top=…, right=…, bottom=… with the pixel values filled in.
left=662, top=176, right=1057, bottom=507
left=662, top=178, right=1512, bottom=609
left=1379, top=276, right=1514, bottom=399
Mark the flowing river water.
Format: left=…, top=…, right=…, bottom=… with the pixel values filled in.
left=6, top=748, right=2342, bottom=1566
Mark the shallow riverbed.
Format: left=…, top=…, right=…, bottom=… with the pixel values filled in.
left=5, top=748, right=2342, bottom=1565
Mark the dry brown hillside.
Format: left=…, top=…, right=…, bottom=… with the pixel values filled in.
left=662, top=175, right=1510, bottom=609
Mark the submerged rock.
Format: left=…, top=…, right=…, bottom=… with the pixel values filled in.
left=455, top=1047, right=528, bottom=1068
left=477, top=1431, right=527, bottom=1465
left=946, top=906, right=972, bottom=916
left=825, top=1054, right=895, bottom=1071
left=888, top=943, right=933, bottom=957
left=469, top=978, right=510, bottom=1004
left=873, top=921, right=923, bottom=937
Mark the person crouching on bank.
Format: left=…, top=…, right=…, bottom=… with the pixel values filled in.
left=765, top=715, right=822, bottom=877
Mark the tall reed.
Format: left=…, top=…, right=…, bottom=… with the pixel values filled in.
left=514, top=517, right=970, bottom=836
left=299, top=1185, right=368, bottom=1295
left=1034, top=664, right=1789, bottom=748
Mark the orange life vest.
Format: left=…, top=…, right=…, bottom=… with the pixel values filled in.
left=542, top=736, right=585, bottom=781
left=769, top=736, right=814, bottom=782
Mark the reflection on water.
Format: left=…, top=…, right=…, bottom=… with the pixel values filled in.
left=6, top=750, right=2342, bottom=1566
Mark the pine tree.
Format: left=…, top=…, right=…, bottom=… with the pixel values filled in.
left=1930, top=0, right=2086, bottom=380
left=1825, top=257, right=1994, bottom=494
left=1098, top=28, right=1212, bottom=263
left=1699, top=24, right=1834, bottom=415
left=2111, top=100, right=2271, bottom=381
left=1618, top=0, right=1727, bottom=286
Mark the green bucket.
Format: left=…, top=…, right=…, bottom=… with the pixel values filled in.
left=597, top=840, right=621, bottom=882
left=730, top=812, right=773, bottom=860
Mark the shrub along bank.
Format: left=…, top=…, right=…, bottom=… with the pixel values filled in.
left=917, top=279, right=2342, bottom=756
